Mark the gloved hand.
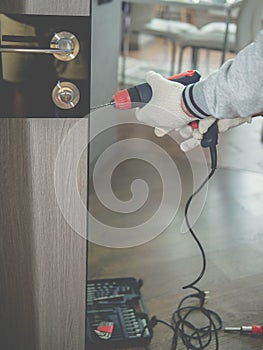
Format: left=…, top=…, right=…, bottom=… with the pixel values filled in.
left=135, top=71, right=197, bottom=132
left=180, top=116, right=252, bottom=152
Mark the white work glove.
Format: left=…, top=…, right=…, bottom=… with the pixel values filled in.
left=180, top=116, right=252, bottom=152
left=135, top=71, right=197, bottom=133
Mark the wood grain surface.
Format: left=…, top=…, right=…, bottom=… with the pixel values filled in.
left=0, top=119, right=88, bottom=350
left=0, top=0, right=90, bottom=16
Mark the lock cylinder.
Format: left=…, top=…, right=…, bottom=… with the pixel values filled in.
left=52, top=81, right=80, bottom=109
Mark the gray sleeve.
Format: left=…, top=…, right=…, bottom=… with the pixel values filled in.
left=183, top=29, right=263, bottom=119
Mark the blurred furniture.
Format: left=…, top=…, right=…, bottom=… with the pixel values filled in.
left=120, top=3, right=157, bottom=83
left=128, top=3, right=158, bottom=50
left=123, top=0, right=242, bottom=78
left=140, top=16, right=198, bottom=75
left=177, top=0, right=263, bottom=71
left=131, top=3, right=199, bottom=76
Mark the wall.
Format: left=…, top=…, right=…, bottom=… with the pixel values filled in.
left=90, top=0, right=122, bottom=163
left=91, top=0, right=121, bottom=106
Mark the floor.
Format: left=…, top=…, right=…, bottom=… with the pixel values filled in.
left=87, top=37, right=263, bottom=350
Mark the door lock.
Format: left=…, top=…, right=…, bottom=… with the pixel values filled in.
left=0, top=31, right=80, bottom=61
left=52, top=81, right=80, bottom=109
left=50, top=32, right=80, bottom=61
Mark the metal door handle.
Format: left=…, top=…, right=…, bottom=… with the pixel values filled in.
left=0, top=31, right=80, bottom=61
left=0, top=47, right=72, bottom=54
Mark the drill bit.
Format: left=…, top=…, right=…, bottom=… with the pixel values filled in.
left=224, top=325, right=263, bottom=335
left=90, top=101, right=115, bottom=110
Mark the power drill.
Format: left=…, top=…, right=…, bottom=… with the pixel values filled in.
left=91, top=70, right=218, bottom=167
left=113, top=70, right=200, bottom=110
left=112, top=70, right=218, bottom=167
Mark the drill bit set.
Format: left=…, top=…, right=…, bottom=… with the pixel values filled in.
left=87, top=277, right=152, bottom=348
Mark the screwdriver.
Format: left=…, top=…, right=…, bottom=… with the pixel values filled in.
left=224, top=325, right=263, bottom=335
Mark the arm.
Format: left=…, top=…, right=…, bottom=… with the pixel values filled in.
left=183, top=30, right=263, bottom=119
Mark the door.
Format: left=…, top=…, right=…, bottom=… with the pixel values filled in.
left=0, top=2, right=91, bottom=350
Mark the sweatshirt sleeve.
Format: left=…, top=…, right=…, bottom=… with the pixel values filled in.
left=182, top=29, right=263, bottom=119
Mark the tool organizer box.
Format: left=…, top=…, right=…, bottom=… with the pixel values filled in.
left=87, top=277, right=152, bottom=348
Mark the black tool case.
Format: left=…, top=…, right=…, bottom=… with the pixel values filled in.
left=87, top=277, right=153, bottom=348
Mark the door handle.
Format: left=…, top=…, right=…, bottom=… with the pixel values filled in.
left=0, top=47, right=72, bottom=54
left=0, top=31, right=80, bottom=61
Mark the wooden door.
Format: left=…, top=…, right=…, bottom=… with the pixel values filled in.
left=0, top=119, right=89, bottom=350
left=0, top=2, right=91, bottom=349
left=0, top=0, right=90, bottom=16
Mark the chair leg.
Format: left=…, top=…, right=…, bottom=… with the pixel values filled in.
left=205, top=49, right=210, bottom=73
left=170, top=39, right=176, bottom=76
left=195, top=49, right=200, bottom=69
left=191, top=47, right=196, bottom=69
left=178, top=46, right=185, bottom=73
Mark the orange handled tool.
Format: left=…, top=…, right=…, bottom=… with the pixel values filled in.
left=113, top=70, right=201, bottom=110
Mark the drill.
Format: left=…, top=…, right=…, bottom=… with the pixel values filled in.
left=91, top=70, right=218, bottom=167
left=112, top=69, right=218, bottom=167
left=113, top=70, right=201, bottom=110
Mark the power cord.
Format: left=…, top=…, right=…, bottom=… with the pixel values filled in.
left=168, top=159, right=222, bottom=350
left=148, top=288, right=222, bottom=350
left=147, top=130, right=223, bottom=349
left=182, top=166, right=216, bottom=290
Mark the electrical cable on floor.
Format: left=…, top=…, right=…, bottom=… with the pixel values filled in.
left=182, top=167, right=216, bottom=290
left=148, top=144, right=223, bottom=350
